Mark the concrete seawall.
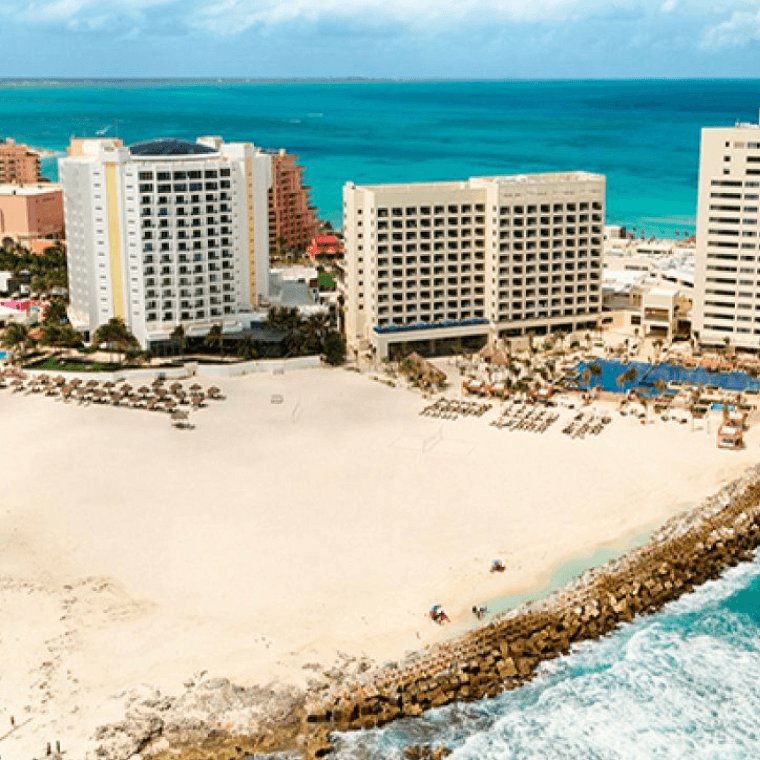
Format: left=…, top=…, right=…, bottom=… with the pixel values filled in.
left=300, top=463, right=760, bottom=758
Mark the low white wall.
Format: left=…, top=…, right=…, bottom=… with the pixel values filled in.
left=195, top=356, right=321, bottom=377
left=19, top=356, right=321, bottom=382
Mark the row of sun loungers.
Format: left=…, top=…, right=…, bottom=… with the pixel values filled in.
left=562, top=411, right=611, bottom=439
left=490, top=404, right=559, bottom=433
left=420, top=398, right=491, bottom=420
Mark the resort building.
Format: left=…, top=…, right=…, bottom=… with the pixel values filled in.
left=340, top=173, right=604, bottom=359
left=693, top=117, right=760, bottom=349
left=306, top=234, right=344, bottom=263
left=59, top=136, right=272, bottom=349
left=0, top=184, right=65, bottom=243
left=268, top=149, right=320, bottom=255
left=0, top=138, right=41, bottom=184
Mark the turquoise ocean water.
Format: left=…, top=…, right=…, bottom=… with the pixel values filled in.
left=4, top=79, right=760, bottom=756
left=1, top=79, right=760, bottom=235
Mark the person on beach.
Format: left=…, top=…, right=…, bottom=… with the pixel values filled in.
left=491, top=559, right=505, bottom=573
left=472, top=604, right=487, bottom=620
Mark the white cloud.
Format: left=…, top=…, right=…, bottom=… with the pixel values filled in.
left=4, top=0, right=757, bottom=41
left=701, top=9, right=760, bottom=48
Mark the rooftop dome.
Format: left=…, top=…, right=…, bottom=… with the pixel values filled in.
left=128, top=139, right=218, bottom=157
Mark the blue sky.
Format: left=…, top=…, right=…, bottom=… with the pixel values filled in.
left=1, top=0, right=759, bottom=78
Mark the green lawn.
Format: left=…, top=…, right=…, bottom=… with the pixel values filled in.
left=25, top=356, right=123, bottom=372
left=318, top=271, right=336, bottom=289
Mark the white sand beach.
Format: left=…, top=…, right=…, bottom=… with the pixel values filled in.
left=0, top=366, right=757, bottom=757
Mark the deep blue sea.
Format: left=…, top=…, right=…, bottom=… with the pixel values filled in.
left=1, top=79, right=760, bottom=235
left=3, top=79, right=760, bottom=757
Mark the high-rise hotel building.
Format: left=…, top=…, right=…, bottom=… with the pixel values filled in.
left=340, top=173, right=604, bottom=359
left=60, top=136, right=271, bottom=349
left=693, top=118, right=760, bottom=348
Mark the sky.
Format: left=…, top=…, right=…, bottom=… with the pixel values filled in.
left=0, top=0, right=759, bottom=78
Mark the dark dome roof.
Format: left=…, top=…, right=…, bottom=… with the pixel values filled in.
left=128, top=139, right=217, bottom=156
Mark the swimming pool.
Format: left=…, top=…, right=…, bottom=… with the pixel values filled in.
left=575, top=359, right=760, bottom=394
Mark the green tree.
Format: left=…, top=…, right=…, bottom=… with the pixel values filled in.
left=236, top=336, right=259, bottom=361
left=170, top=324, right=187, bottom=360
left=41, top=323, right=83, bottom=348
left=589, top=361, right=603, bottom=391
left=323, top=331, right=346, bottom=366
left=42, top=299, right=68, bottom=326
left=92, top=317, right=138, bottom=366
left=204, top=323, right=224, bottom=357
left=1, top=322, right=31, bottom=360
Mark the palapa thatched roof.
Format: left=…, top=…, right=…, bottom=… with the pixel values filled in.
left=399, top=352, right=447, bottom=390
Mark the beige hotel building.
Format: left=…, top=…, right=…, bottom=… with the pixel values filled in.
left=340, top=172, right=605, bottom=359
left=693, top=117, right=760, bottom=349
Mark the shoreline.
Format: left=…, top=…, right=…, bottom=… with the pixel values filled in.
left=300, top=461, right=760, bottom=758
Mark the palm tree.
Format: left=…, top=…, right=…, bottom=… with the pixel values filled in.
left=170, top=324, right=187, bottom=361
left=236, top=336, right=259, bottom=361
left=589, top=361, right=603, bottom=392
left=653, top=379, right=667, bottom=397
left=92, top=317, right=138, bottom=366
left=1, top=322, right=31, bottom=361
left=582, top=367, right=592, bottom=390
left=623, top=366, right=638, bottom=392
left=204, top=323, right=224, bottom=357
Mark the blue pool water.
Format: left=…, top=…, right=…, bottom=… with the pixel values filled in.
left=576, top=359, right=760, bottom=395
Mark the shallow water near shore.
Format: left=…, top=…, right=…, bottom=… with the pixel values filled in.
left=486, top=532, right=653, bottom=619
left=330, top=551, right=760, bottom=759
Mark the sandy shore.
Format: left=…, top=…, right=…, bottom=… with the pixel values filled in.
left=0, top=366, right=757, bottom=757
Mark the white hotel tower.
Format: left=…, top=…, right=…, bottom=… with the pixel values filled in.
left=693, top=116, right=760, bottom=348
left=60, top=136, right=272, bottom=349
left=341, top=172, right=604, bottom=359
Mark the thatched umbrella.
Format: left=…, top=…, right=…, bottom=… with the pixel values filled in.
left=190, top=383, right=202, bottom=392
left=54, top=375, right=66, bottom=386
left=86, top=379, right=99, bottom=389
left=170, top=382, right=183, bottom=391
left=207, top=386, right=222, bottom=399
left=70, top=378, right=83, bottom=388
left=146, top=399, right=158, bottom=411
left=103, top=380, right=115, bottom=390
left=121, top=383, right=133, bottom=394
left=190, top=393, right=203, bottom=408
left=156, top=387, right=168, bottom=399
left=138, top=385, right=150, bottom=398
left=164, top=399, right=177, bottom=411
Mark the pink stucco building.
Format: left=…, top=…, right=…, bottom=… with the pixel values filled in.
left=0, top=184, right=65, bottom=242
left=0, top=138, right=41, bottom=184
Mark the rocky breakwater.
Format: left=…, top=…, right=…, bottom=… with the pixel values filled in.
left=304, top=464, right=760, bottom=758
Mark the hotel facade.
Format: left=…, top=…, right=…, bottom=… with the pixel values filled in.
left=340, top=173, right=604, bottom=359
left=59, top=137, right=271, bottom=349
left=693, top=119, right=760, bottom=349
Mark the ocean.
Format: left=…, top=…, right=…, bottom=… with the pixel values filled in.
left=332, top=553, right=760, bottom=759
left=1, top=79, right=760, bottom=236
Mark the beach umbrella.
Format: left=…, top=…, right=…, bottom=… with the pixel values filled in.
left=86, top=379, right=98, bottom=389
left=54, top=375, right=66, bottom=386
left=70, top=378, right=82, bottom=387
left=190, top=383, right=202, bottom=392
left=121, top=383, right=133, bottom=394
left=170, top=382, right=182, bottom=391
left=138, top=385, right=150, bottom=397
